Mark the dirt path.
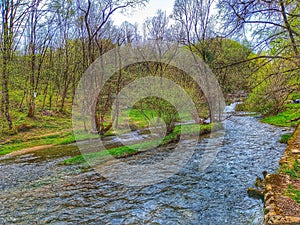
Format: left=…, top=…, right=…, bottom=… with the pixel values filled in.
left=3, top=145, right=54, bottom=158
left=1, top=129, right=72, bottom=145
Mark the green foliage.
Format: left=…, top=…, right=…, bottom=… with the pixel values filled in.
left=62, top=138, right=161, bottom=165
left=191, top=38, right=252, bottom=95
left=132, top=97, right=181, bottom=134
left=291, top=93, right=300, bottom=101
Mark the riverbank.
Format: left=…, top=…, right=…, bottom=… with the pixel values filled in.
left=0, top=109, right=172, bottom=155
left=0, top=110, right=222, bottom=165
left=62, top=122, right=222, bottom=165
left=264, top=122, right=300, bottom=225
left=0, top=110, right=75, bottom=155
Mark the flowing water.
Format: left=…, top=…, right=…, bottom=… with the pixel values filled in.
left=0, top=113, right=292, bottom=225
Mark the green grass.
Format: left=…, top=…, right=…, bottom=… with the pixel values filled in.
left=0, top=129, right=106, bottom=155
left=128, top=109, right=157, bottom=128
left=0, top=103, right=214, bottom=158
left=63, top=139, right=162, bottom=165
left=279, top=133, right=293, bottom=143
left=62, top=123, right=222, bottom=165
left=126, top=108, right=192, bottom=128
left=0, top=108, right=158, bottom=155
left=279, top=159, right=300, bottom=179
left=285, top=184, right=300, bottom=204
left=0, top=132, right=71, bottom=155
left=261, top=103, right=300, bottom=127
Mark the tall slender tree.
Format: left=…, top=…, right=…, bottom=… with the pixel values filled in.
left=1, top=0, right=27, bottom=128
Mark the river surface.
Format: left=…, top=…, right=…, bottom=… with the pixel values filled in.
left=0, top=114, right=292, bottom=224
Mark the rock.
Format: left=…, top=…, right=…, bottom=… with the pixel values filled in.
left=291, top=148, right=300, bottom=154
left=265, top=184, right=272, bottom=192
left=263, top=171, right=268, bottom=178
left=265, top=191, right=275, bottom=201
left=264, top=122, right=300, bottom=224
left=255, top=177, right=265, bottom=188
left=247, top=188, right=264, bottom=200
left=265, top=196, right=275, bottom=205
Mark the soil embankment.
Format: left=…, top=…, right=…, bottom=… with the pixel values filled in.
left=264, top=123, right=300, bottom=225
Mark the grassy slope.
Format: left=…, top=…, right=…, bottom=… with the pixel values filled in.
left=0, top=111, right=72, bottom=155
left=260, top=103, right=300, bottom=147
left=285, top=184, right=300, bottom=204
left=261, top=103, right=300, bottom=127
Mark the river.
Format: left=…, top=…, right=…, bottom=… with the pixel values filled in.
left=0, top=114, right=292, bottom=224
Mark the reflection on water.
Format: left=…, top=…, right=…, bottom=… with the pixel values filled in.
left=0, top=115, right=291, bottom=225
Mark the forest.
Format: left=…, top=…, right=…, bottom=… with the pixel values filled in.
left=1, top=1, right=300, bottom=224
left=0, top=0, right=299, bottom=141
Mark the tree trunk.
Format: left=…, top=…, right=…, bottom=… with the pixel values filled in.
left=279, top=0, right=299, bottom=57
left=1, top=0, right=13, bottom=129
left=27, top=51, right=36, bottom=117
left=2, top=58, right=13, bottom=129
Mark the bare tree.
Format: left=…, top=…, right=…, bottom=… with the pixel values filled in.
left=26, top=0, right=43, bottom=117
left=218, top=0, right=299, bottom=57
left=173, top=0, right=216, bottom=61
left=75, top=0, right=148, bottom=133
left=77, top=0, right=148, bottom=64
left=1, top=0, right=28, bottom=128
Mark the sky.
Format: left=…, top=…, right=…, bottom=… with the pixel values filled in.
left=112, top=0, right=175, bottom=30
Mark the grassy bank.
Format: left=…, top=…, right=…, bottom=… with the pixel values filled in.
left=0, top=108, right=207, bottom=157
left=259, top=103, right=300, bottom=218
left=0, top=108, right=164, bottom=155
left=261, top=103, right=300, bottom=127
left=285, top=184, right=300, bottom=204
left=262, top=104, right=300, bottom=204
left=277, top=122, right=300, bottom=205
left=260, top=103, right=300, bottom=146
left=0, top=111, right=72, bottom=155
left=62, top=123, right=223, bottom=165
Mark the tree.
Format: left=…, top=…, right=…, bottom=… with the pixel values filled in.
left=208, top=38, right=252, bottom=95
left=77, top=0, right=148, bottom=64
left=53, top=0, right=76, bottom=111
left=1, top=0, right=27, bottom=128
left=173, top=0, right=216, bottom=62
left=75, top=0, right=148, bottom=133
left=218, top=0, right=300, bottom=114
left=218, top=0, right=299, bottom=57
left=26, top=0, right=46, bottom=117
left=173, top=0, right=224, bottom=122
